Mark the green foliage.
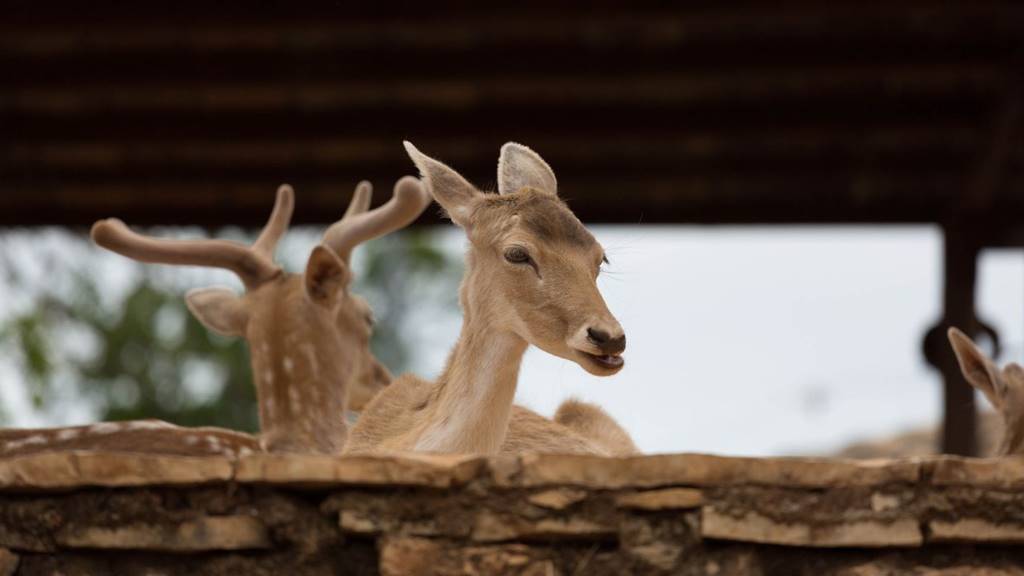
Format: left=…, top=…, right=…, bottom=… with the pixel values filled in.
left=0, top=276, right=258, bottom=431
left=83, top=282, right=258, bottom=430
left=356, top=229, right=461, bottom=372
left=0, top=228, right=458, bottom=429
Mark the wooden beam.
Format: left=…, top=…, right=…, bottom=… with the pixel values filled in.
left=3, top=3, right=1022, bottom=50
left=963, top=84, right=1023, bottom=212
left=0, top=173, right=967, bottom=227
left=4, top=94, right=990, bottom=142
left=1, top=67, right=1000, bottom=108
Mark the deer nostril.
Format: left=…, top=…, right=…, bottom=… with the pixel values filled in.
left=587, top=327, right=610, bottom=344
left=610, top=334, right=626, bottom=351
left=587, top=327, right=626, bottom=355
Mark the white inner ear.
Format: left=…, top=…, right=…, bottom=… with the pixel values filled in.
left=185, top=286, right=248, bottom=338
left=951, top=334, right=1004, bottom=409
left=498, top=142, right=557, bottom=195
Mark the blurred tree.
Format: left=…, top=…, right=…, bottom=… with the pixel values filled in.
left=357, top=229, right=459, bottom=371
left=0, top=228, right=458, bottom=429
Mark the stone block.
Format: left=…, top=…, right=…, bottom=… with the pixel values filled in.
left=929, top=456, right=1024, bottom=489
left=472, top=510, right=615, bottom=542
left=55, top=516, right=270, bottom=552
left=380, top=537, right=557, bottom=576
left=702, top=508, right=922, bottom=547
left=0, top=452, right=232, bottom=489
left=234, top=453, right=484, bottom=488
left=928, top=518, right=1024, bottom=544
left=501, top=453, right=919, bottom=489
left=615, top=488, right=705, bottom=510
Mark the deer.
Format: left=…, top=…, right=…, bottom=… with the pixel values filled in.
left=0, top=177, right=431, bottom=458
left=948, top=327, right=1024, bottom=456
left=344, top=141, right=639, bottom=456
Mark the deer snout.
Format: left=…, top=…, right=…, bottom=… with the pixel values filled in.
left=569, top=319, right=626, bottom=375
left=587, top=327, right=626, bottom=355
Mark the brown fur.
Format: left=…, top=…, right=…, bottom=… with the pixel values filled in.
left=0, top=421, right=259, bottom=458
left=553, top=399, right=640, bottom=456
left=346, top=142, right=636, bottom=455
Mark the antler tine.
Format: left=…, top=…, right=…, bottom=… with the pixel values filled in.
left=91, top=186, right=293, bottom=289
left=322, top=176, right=431, bottom=263
left=91, top=221, right=281, bottom=292
left=252, top=184, right=295, bottom=260
left=343, top=181, right=373, bottom=220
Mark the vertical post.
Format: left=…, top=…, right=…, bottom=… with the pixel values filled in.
left=931, top=82, right=1021, bottom=455
left=927, top=226, right=980, bottom=455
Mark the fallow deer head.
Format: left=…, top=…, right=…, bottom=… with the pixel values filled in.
left=404, top=141, right=626, bottom=376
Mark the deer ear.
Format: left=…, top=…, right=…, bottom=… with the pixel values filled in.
left=185, top=287, right=249, bottom=337
left=305, top=245, right=349, bottom=308
left=948, top=327, right=1005, bottom=409
left=498, top=142, right=557, bottom=196
left=403, top=141, right=479, bottom=228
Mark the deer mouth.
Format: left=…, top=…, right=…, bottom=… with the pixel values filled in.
left=576, top=350, right=625, bottom=373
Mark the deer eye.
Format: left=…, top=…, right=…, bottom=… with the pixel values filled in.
left=504, top=247, right=532, bottom=264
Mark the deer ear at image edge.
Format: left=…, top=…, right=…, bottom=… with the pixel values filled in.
left=948, top=327, right=1004, bottom=409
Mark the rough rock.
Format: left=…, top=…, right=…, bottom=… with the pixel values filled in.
left=380, top=537, right=559, bottom=576
left=501, top=453, right=919, bottom=489
left=55, top=515, right=270, bottom=552
left=615, top=487, right=704, bottom=510
left=526, top=487, right=589, bottom=510
left=0, top=451, right=1018, bottom=573
left=929, top=518, right=1024, bottom=544
left=0, top=452, right=232, bottom=489
left=702, top=508, right=923, bottom=547
left=472, top=510, right=616, bottom=542
left=928, top=456, right=1024, bottom=489
left=235, top=452, right=483, bottom=488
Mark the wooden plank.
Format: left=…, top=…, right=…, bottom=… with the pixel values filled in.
left=0, top=67, right=1001, bottom=111
left=1, top=43, right=1016, bottom=87
left=0, top=130, right=984, bottom=183
left=3, top=95, right=991, bottom=142
left=3, top=4, right=1022, bottom=50
left=0, top=174, right=967, bottom=227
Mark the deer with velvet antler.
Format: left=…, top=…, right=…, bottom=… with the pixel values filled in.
left=0, top=177, right=431, bottom=457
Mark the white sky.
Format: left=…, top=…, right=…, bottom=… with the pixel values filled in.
left=415, top=226, right=1023, bottom=456
left=1, top=226, right=1021, bottom=457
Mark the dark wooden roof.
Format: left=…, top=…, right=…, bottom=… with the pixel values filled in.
left=3, top=2, right=1023, bottom=228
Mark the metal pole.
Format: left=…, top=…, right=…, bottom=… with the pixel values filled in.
left=924, top=226, right=980, bottom=456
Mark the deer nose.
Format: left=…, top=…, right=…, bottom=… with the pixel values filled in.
left=587, top=327, right=626, bottom=355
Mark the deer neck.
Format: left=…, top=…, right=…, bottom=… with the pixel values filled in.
left=414, top=313, right=529, bottom=454
left=1000, top=411, right=1024, bottom=456
left=250, top=318, right=350, bottom=454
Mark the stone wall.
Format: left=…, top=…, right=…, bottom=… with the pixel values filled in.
left=0, top=451, right=1022, bottom=575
